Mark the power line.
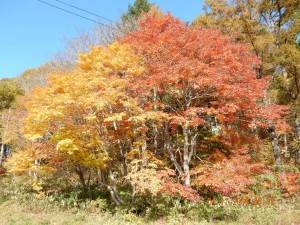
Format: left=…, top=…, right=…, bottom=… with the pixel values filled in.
left=36, top=0, right=216, bottom=68
left=36, top=0, right=206, bottom=68
left=52, top=0, right=142, bottom=36
left=36, top=0, right=120, bottom=32
left=36, top=0, right=148, bottom=39
left=53, top=0, right=116, bottom=24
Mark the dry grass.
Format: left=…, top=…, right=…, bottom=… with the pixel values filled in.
left=0, top=200, right=204, bottom=225
left=1, top=198, right=300, bottom=225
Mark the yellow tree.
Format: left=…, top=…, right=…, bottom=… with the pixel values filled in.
left=22, top=42, right=166, bottom=203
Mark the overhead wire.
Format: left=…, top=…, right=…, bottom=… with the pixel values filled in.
left=36, top=0, right=154, bottom=40
left=37, top=0, right=127, bottom=34
left=53, top=0, right=116, bottom=24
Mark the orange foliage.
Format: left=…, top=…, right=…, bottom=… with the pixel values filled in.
left=191, top=154, right=267, bottom=196
left=279, top=173, right=300, bottom=197
left=158, top=169, right=202, bottom=202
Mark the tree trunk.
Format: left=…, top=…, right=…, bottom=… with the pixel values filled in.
left=109, top=105, right=128, bottom=176
left=153, top=127, right=158, bottom=154
left=269, top=128, right=283, bottom=166
left=6, top=145, right=11, bottom=157
left=183, top=128, right=191, bottom=187
left=153, top=90, right=158, bottom=154
left=284, top=134, right=289, bottom=158
left=0, top=144, right=4, bottom=167
left=106, top=185, right=122, bottom=205
left=33, top=159, right=40, bottom=181
left=164, top=123, right=183, bottom=176
left=109, top=171, right=123, bottom=204
left=96, top=169, right=123, bottom=205
left=141, top=139, right=147, bottom=166
left=296, top=120, right=300, bottom=164
left=74, top=166, right=87, bottom=193
left=296, top=121, right=300, bottom=140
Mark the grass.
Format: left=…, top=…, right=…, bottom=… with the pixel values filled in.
left=1, top=198, right=300, bottom=225
left=0, top=199, right=203, bottom=225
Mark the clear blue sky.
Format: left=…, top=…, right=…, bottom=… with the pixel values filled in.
left=0, top=0, right=204, bottom=79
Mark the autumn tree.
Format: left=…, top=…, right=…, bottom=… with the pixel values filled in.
left=20, top=42, right=167, bottom=203
left=0, top=79, right=24, bottom=166
left=0, top=63, right=62, bottom=168
left=16, top=63, right=60, bottom=93
left=120, top=12, right=287, bottom=189
left=193, top=0, right=300, bottom=165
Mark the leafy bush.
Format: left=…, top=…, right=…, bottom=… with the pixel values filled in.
left=187, top=202, right=240, bottom=222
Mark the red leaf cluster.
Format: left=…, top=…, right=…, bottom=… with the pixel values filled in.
left=191, top=155, right=267, bottom=196
left=158, top=169, right=202, bottom=202
left=278, top=173, right=300, bottom=197
left=0, top=167, right=6, bottom=176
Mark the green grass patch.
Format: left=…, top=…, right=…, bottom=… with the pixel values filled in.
left=0, top=197, right=300, bottom=225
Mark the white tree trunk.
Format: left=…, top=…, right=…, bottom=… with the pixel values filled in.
left=296, top=120, right=300, bottom=163
left=183, top=128, right=191, bottom=187
left=0, top=144, right=4, bottom=166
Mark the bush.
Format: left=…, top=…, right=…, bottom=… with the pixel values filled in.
left=188, top=202, right=240, bottom=222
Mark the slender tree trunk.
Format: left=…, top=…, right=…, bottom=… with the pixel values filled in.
left=141, top=139, right=147, bottom=166
left=296, top=121, right=300, bottom=140
left=164, top=123, right=183, bottom=176
left=33, top=159, right=39, bottom=181
left=75, top=166, right=87, bottom=193
left=96, top=169, right=123, bottom=205
left=6, top=145, right=11, bottom=157
left=183, top=128, right=191, bottom=187
left=153, top=90, right=158, bottom=154
left=109, top=170, right=123, bottom=204
left=284, top=134, right=289, bottom=158
left=250, top=123, right=259, bottom=161
left=97, top=168, right=123, bottom=205
left=0, top=144, right=4, bottom=167
left=122, top=155, right=128, bottom=177
left=269, top=128, right=283, bottom=166
left=109, top=105, right=128, bottom=176
left=295, top=120, right=300, bottom=164
left=107, top=185, right=122, bottom=205
left=153, top=127, right=158, bottom=154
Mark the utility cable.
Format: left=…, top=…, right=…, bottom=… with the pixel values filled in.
left=52, top=0, right=155, bottom=37
left=37, top=0, right=121, bottom=32
left=36, top=0, right=148, bottom=39
left=53, top=0, right=116, bottom=24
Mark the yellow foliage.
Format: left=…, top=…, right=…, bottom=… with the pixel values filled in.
left=126, top=160, right=163, bottom=196
left=56, top=139, right=79, bottom=154
left=21, top=42, right=152, bottom=173
left=25, top=134, right=43, bottom=141
left=6, top=149, right=55, bottom=176
left=125, top=149, right=140, bottom=160
left=77, top=42, right=145, bottom=78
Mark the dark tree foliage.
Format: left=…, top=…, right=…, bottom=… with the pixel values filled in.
left=122, top=0, right=151, bottom=21
left=0, top=79, right=24, bottom=112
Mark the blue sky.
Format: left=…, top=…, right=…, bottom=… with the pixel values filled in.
left=1, top=0, right=204, bottom=79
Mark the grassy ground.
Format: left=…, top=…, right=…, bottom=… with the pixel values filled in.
left=0, top=199, right=200, bottom=225
left=1, top=198, right=300, bottom=225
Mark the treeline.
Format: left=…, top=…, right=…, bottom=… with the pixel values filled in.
left=0, top=0, right=300, bottom=221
